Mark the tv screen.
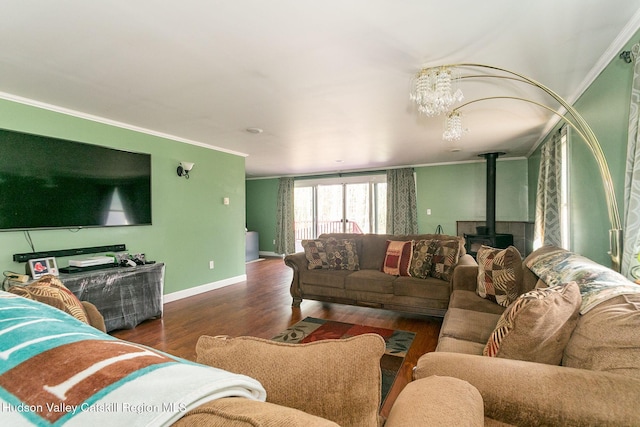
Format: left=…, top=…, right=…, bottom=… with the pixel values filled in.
left=0, top=129, right=152, bottom=231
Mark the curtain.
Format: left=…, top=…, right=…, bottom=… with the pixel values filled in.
left=275, top=177, right=295, bottom=255
left=386, top=168, right=418, bottom=235
left=534, top=127, right=564, bottom=248
left=622, top=43, right=640, bottom=279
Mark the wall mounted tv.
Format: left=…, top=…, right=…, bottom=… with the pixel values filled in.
left=0, top=128, right=152, bottom=231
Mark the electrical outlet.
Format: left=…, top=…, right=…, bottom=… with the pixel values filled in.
left=209, top=260, right=215, bottom=269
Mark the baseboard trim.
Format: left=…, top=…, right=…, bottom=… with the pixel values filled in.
left=259, top=251, right=283, bottom=258
left=163, top=274, right=247, bottom=304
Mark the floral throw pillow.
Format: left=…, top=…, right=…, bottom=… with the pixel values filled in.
left=324, top=238, right=360, bottom=271
left=409, top=239, right=439, bottom=279
left=476, top=245, right=523, bottom=307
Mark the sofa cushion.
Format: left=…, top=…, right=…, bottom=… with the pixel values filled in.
left=476, top=245, right=523, bottom=307
left=393, top=276, right=451, bottom=301
left=430, top=240, right=461, bottom=281
left=435, top=336, right=487, bottom=355
left=301, top=269, right=350, bottom=289
left=382, top=240, right=413, bottom=276
left=325, top=237, right=360, bottom=270
left=302, top=239, right=330, bottom=270
left=409, top=239, right=439, bottom=279
left=563, top=293, right=640, bottom=379
left=440, top=307, right=502, bottom=345
left=483, top=282, right=581, bottom=365
left=449, top=290, right=507, bottom=315
left=344, top=269, right=395, bottom=293
left=195, top=334, right=385, bottom=427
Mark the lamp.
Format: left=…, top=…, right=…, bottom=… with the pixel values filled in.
left=412, top=63, right=623, bottom=271
left=177, top=162, right=195, bottom=179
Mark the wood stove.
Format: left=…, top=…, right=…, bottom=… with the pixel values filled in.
left=464, top=152, right=514, bottom=257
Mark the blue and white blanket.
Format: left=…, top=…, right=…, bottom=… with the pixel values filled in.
left=0, top=291, right=266, bottom=426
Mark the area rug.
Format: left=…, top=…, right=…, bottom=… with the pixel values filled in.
left=272, top=317, right=415, bottom=405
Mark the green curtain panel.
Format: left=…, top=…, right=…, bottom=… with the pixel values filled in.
left=534, top=128, right=564, bottom=247
left=623, top=43, right=640, bottom=279
left=386, top=168, right=418, bottom=235
left=275, top=177, right=296, bottom=255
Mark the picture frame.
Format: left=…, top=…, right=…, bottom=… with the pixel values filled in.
left=27, top=257, right=59, bottom=279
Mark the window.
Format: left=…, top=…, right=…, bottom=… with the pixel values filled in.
left=294, top=175, right=386, bottom=250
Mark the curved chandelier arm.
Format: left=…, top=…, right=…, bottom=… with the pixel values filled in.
left=452, top=96, right=591, bottom=144
left=431, top=63, right=622, bottom=270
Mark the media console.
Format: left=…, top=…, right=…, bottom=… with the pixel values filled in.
left=60, top=263, right=165, bottom=332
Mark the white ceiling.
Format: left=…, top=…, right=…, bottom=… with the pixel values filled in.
left=1, top=1, right=639, bottom=178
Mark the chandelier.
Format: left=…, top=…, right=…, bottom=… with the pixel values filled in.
left=409, top=67, right=463, bottom=116
left=442, top=111, right=464, bottom=141
left=409, top=63, right=622, bottom=272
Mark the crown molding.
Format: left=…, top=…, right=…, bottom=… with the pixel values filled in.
left=0, top=91, right=249, bottom=158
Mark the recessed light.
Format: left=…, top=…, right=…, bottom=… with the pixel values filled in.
left=335, top=159, right=344, bottom=163
left=246, top=127, right=263, bottom=134
left=450, top=148, right=461, bottom=153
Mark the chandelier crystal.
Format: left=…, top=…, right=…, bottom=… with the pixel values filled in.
left=443, top=111, right=464, bottom=141
left=410, top=67, right=463, bottom=116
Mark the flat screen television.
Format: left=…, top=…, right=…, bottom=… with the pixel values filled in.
left=0, top=128, right=152, bottom=231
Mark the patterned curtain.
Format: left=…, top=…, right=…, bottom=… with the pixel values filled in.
left=534, top=128, right=564, bottom=248
left=622, top=43, right=640, bottom=279
left=275, top=177, right=295, bottom=255
left=386, top=168, right=418, bottom=235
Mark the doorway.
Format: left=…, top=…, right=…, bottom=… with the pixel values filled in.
left=294, top=175, right=386, bottom=251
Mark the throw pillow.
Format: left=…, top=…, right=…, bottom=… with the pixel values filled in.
left=476, top=245, right=523, bottom=307
left=195, top=334, right=385, bottom=427
left=483, top=281, right=582, bottom=365
left=302, top=239, right=329, bottom=270
left=409, top=239, right=439, bottom=279
left=382, top=240, right=413, bottom=276
left=324, top=238, right=360, bottom=271
left=430, top=239, right=461, bottom=281
left=8, top=275, right=89, bottom=324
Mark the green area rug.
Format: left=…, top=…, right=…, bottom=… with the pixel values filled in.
left=272, top=317, right=415, bottom=405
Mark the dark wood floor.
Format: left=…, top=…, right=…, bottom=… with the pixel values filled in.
left=112, top=257, right=442, bottom=418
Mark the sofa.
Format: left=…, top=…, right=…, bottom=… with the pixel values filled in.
left=414, top=244, right=640, bottom=426
left=0, top=286, right=485, bottom=427
left=284, top=233, right=476, bottom=317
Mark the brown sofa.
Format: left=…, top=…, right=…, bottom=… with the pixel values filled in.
left=284, top=233, right=476, bottom=317
left=415, top=245, right=640, bottom=426
left=177, top=334, right=485, bottom=426
left=0, top=287, right=485, bottom=426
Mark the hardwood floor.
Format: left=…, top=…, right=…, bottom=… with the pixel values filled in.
left=112, top=257, right=442, bottom=418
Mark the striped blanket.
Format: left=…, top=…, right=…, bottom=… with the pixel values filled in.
left=0, top=291, right=266, bottom=426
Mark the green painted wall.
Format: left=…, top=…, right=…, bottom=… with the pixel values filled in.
left=415, top=159, right=529, bottom=234
left=0, top=99, right=246, bottom=294
left=246, top=178, right=278, bottom=252
left=244, top=159, right=529, bottom=244
left=529, top=29, right=639, bottom=266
